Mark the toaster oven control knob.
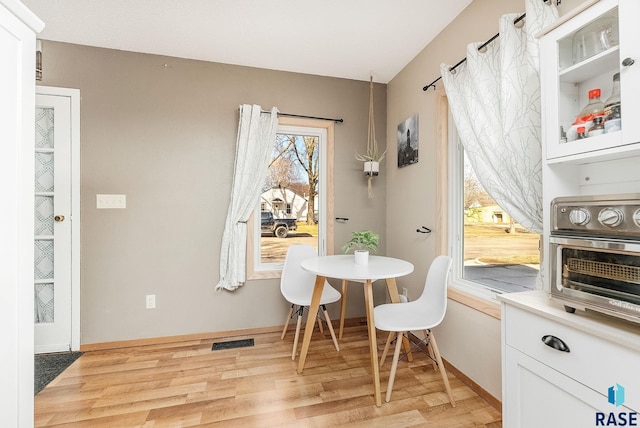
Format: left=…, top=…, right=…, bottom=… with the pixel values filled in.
left=598, top=207, right=624, bottom=227
left=634, top=209, right=640, bottom=227
left=569, top=208, right=590, bottom=226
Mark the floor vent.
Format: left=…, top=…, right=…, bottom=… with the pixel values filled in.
left=212, top=338, right=254, bottom=351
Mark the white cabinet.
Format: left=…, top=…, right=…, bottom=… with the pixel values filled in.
left=500, top=292, right=640, bottom=428
left=540, top=0, right=640, bottom=163
left=539, top=0, right=640, bottom=308
left=504, top=347, right=610, bottom=427
left=529, top=3, right=640, bottom=426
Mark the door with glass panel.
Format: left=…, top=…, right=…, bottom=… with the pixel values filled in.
left=34, top=90, right=76, bottom=353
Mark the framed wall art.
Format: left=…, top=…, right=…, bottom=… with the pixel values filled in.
left=397, top=114, right=418, bottom=168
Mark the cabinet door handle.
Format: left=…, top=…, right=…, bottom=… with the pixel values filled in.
left=541, top=335, right=570, bottom=353
left=622, top=57, right=635, bottom=67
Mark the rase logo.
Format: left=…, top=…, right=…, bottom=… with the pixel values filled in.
left=610, top=384, right=626, bottom=408
left=596, top=384, right=638, bottom=426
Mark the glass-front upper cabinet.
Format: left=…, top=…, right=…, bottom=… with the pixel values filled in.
left=540, top=0, right=640, bottom=162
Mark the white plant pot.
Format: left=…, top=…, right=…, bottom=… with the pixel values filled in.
left=354, top=250, right=369, bottom=265
left=364, top=161, right=379, bottom=176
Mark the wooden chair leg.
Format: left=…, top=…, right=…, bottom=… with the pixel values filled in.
left=292, top=311, right=303, bottom=360
left=384, top=278, right=413, bottom=363
left=339, top=280, right=348, bottom=340
left=317, top=317, right=324, bottom=334
left=281, top=304, right=294, bottom=340
left=322, top=307, right=340, bottom=352
left=428, top=331, right=456, bottom=407
left=380, top=331, right=395, bottom=367
left=385, top=331, right=404, bottom=403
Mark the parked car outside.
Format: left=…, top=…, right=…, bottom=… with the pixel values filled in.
left=260, top=211, right=297, bottom=238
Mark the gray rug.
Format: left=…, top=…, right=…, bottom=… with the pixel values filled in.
left=34, top=352, right=83, bottom=395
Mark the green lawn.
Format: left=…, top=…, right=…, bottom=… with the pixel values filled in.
left=296, top=222, right=318, bottom=236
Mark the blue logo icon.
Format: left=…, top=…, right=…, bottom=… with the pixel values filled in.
left=596, top=384, right=636, bottom=426
left=608, top=384, right=625, bottom=407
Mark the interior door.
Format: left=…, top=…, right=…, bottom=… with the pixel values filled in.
left=34, top=92, right=73, bottom=354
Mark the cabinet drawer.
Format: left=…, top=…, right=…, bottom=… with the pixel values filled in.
left=504, top=347, right=614, bottom=427
left=504, top=305, right=640, bottom=411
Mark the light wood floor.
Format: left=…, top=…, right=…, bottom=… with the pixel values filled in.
left=35, top=322, right=502, bottom=427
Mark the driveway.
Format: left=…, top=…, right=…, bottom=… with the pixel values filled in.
left=464, top=233, right=539, bottom=262
left=260, top=233, right=317, bottom=263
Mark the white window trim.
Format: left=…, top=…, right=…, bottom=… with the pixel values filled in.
left=246, top=117, right=334, bottom=280
left=436, top=93, right=500, bottom=318
left=446, top=107, right=501, bottom=304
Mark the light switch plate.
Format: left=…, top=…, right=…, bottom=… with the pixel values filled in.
left=146, top=294, right=156, bottom=309
left=97, top=194, right=126, bottom=209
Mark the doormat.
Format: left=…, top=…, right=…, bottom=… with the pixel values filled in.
left=34, top=351, right=83, bottom=395
left=212, top=338, right=254, bottom=351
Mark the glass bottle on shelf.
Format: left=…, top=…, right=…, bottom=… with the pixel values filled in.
left=577, top=126, right=587, bottom=140
left=588, top=116, right=605, bottom=137
left=567, top=117, right=585, bottom=142
left=604, top=72, right=621, bottom=134
left=577, top=88, right=605, bottom=132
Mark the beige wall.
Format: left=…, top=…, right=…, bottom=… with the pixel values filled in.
left=385, top=0, right=585, bottom=401
left=39, top=42, right=388, bottom=345
left=38, top=0, right=587, bottom=397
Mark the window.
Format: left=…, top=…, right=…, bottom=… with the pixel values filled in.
left=247, top=118, right=334, bottom=279
left=448, top=113, right=540, bottom=299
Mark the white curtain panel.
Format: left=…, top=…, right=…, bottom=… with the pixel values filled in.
left=216, top=105, right=278, bottom=291
left=441, top=0, right=558, bottom=234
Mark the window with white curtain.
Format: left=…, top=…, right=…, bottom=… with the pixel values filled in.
left=448, top=116, right=540, bottom=299
left=440, top=0, right=557, bottom=298
left=247, top=118, right=334, bottom=278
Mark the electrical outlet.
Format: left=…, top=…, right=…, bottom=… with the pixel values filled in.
left=146, top=294, right=156, bottom=309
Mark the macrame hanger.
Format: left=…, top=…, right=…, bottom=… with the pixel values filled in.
left=367, top=75, right=376, bottom=199
left=356, top=74, right=385, bottom=198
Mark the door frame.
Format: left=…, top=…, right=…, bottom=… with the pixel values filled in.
left=36, top=85, right=80, bottom=351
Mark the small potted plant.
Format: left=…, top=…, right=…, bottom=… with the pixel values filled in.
left=342, top=230, right=379, bottom=265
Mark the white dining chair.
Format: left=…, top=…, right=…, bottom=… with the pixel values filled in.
left=280, top=244, right=341, bottom=360
left=373, top=255, right=455, bottom=406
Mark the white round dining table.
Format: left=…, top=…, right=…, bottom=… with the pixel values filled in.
left=297, top=255, right=414, bottom=407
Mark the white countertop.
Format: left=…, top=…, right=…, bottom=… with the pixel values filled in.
left=499, top=290, right=640, bottom=352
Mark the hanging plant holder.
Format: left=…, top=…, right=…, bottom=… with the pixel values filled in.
left=355, top=75, right=386, bottom=198
left=364, top=161, right=379, bottom=176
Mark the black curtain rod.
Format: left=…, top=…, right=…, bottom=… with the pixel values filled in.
left=422, top=12, right=527, bottom=92
left=261, top=110, right=344, bottom=123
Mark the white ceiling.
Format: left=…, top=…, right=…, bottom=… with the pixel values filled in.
left=22, top=0, right=472, bottom=83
